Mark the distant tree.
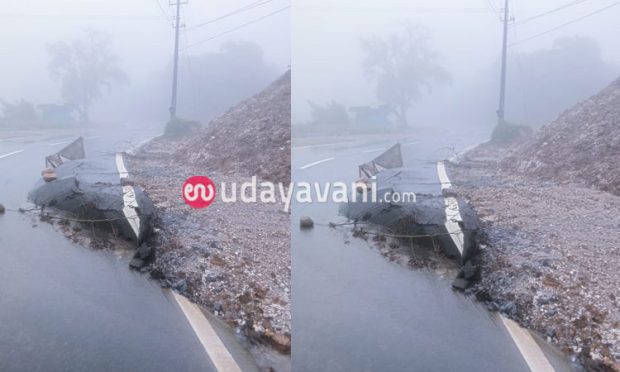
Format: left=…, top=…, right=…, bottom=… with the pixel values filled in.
left=125, top=40, right=280, bottom=123
left=361, top=24, right=450, bottom=127
left=308, top=100, right=349, bottom=126
left=47, top=31, right=128, bottom=123
left=175, top=40, right=280, bottom=121
left=505, top=36, right=618, bottom=126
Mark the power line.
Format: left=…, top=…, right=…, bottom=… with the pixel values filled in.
left=187, top=0, right=275, bottom=30
left=0, top=14, right=168, bottom=20
left=297, top=6, right=490, bottom=14
left=485, top=0, right=499, bottom=14
left=515, top=0, right=590, bottom=25
left=152, top=0, right=175, bottom=27
left=484, top=0, right=503, bottom=21
left=152, top=0, right=174, bottom=24
left=486, top=0, right=498, bottom=12
left=183, top=6, right=289, bottom=50
left=510, top=2, right=620, bottom=46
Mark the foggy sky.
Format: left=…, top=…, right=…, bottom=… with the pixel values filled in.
left=0, top=0, right=290, bottom=121
left=293, top=0, right=620, bottom=125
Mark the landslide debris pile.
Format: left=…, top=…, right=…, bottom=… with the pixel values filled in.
left=175, top=70, right=291, bottom=183
left=504, top=77, right=620, bottom=195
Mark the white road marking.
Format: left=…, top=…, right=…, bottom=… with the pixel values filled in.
left=444, top=197, right=465, bottom=255
left=500, top=316, right=556, bottom=372
left=402, top=141, right=418, bottom=146
left=115, top=153, right=130, bottom=179
left=436, top=161, right=453, bottom=190
left=0, top=149, right=24, bottom=159
left=299, top=157, right=335, bottom=170
left=48, top=140, right=72, bottom=146
left=0, top=134, right=98, bottom=144
left=127, top=136, right=158, bottom=155
left=48, top=136, right=99, bottom=147
left=362, top=147, right=385, bottom=153
left=448, top=140, right=490, bottom=163
left=115, top=153, right=140, bottom=240
left=121, top=187, right=141, bottom=241
left=436, top=161, right=465, bottom=255
left=172, top=292, right=242, bottom=372
left=0, top=136, right=32, bottom=143
left=438, top=160, right=555, bottom=371
left=293, top=142, right=350, bottom=150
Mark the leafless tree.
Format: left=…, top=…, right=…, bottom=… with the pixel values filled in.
left=48, top=31, right=128, bottom=123
left=362, top=24, right=450, bottom=127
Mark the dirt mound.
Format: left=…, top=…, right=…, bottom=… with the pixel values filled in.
left=503, top=77, right=620, bottom=195
left=175, top=71, right=291, bottom=184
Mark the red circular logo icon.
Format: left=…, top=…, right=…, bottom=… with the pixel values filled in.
left=182, top=176, right=216, bottom=209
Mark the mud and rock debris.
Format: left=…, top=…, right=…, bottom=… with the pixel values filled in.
left=127, top=72, right=292, bottom=355
left=175, top=70, right=291, bottom=185
left=449, top=142, right=620, bottom=371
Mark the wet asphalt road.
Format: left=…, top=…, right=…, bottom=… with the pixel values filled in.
left=0, top=127, right=217, bottom=372
left=291, top=129, right=571, bottom=372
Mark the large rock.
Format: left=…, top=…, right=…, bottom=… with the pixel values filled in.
left=129, top=258, right=145, bottom=270
left=135, top=243, right=154, bottom=260
left=452, top=278, right=470, bottom=291
left=458, top=260, right=480, bottom=281
left=299, top=217, right=314, bottom=229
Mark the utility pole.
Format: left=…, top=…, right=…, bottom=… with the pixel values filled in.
left=497, top=0, right=509, bottom=125
left=169, top=0, right=186, bottom=121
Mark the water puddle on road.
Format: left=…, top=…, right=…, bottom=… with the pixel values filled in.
left=291, top=134, right=576, bottom=371
left=0, top=211, right=216, bottom=371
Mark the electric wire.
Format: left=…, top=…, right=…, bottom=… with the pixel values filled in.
left=0, top=14, right=168, bottom=20
left=187, top=0, right=276, bottom=30
left=152, top=0, right=175, bottom=27
left=510, top=2, right=620, bottom=46
left=297, top=6, right=491, bottom=14
left=514, top=0, right=590, bottom=25
left=183, top=6, right=289, bottom=50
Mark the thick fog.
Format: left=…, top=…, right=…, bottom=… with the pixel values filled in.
left=293, top=0, right=620, bottom=134
left=0, top=0, right=290, bottom=126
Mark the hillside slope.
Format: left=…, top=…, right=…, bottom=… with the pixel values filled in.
left=504, top=77, right=620, bottom=195
left=176, top=70, right=291, bottom=184
left=127, top=72, right=292, bottom=364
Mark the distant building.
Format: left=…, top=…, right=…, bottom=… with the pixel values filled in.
left=348, top=105, right=392, bottom=126
left=36, top=103, right=78, bottom=125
